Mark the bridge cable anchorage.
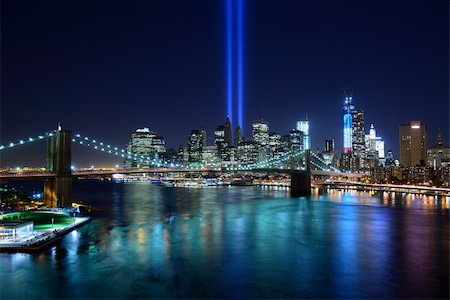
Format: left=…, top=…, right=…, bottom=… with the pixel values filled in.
left=0, top=131, right=56, bottom=151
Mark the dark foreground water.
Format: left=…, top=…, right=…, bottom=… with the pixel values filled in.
left=1, top=181, right=449, bottom=299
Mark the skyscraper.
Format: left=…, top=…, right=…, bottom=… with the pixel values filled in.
left=296, top=120, right=310, bottom=150
left=224, top=117, right=232, bottom=146
left=365, top=124, right=385, bottom=159
left=426, top=129, right=450, bottom=169
left=200, top=127, right=206, bottom=147
left=252, top=120, right=269, bottom=146
left=188, top=130, right=203, bottom=163
left=325, top=139, right=334, bottom=152
left=343, top=96, right=354, bottom=154
left=234, top=124, right=243, bottom=146
left=124, top=127, right=166, bottom=168
left=399, top=121, right=428, bottom=167
left=288, top=129, right=303, bottom=150
left=351, top=109, right=365, bottom=158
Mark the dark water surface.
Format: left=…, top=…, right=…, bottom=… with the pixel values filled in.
left=1, top=181, right=449, bottom=299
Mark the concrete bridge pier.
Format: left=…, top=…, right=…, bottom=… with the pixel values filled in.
left=290, top=150, right=312, bottom=197
left=290, top=170, right=311, bottom=197
left=44, top=129, right=72, bottom=208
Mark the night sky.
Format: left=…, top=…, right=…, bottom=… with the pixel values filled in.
left=1, top=0, right=448, bottom=167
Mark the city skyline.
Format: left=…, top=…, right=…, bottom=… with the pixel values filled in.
left=1, top=0, right=448, bottom=167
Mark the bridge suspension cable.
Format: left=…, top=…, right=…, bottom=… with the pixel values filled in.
left=72, top=133, right=185, bottom=168
left=0, top=131, right=54, bottom=151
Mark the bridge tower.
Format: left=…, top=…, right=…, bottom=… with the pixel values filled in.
left=44, top=130, right=72, bottom=208
left=290, top=150, right=311, bottom=197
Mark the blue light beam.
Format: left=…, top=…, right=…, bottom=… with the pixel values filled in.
left=227, top=0, right=233, bottom=126
left=237, top=0, right=244, bottom=134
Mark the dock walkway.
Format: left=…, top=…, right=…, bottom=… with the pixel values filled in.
left=0, top=217, right=90, bottom=252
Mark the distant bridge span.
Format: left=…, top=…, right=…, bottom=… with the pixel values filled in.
left=0, top=168, right=363, bottom=179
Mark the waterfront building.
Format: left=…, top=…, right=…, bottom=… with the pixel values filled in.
left=399, top=121, right=428, bottom=167
left=343, top=96, right=354, bottom=154
left=124, top=127, right=166, bottom=168
left=296, top=119, right=310, bottom=150
left=427, top=129, right=450, bottom=169
left=188, top=130, right=203, bottom=163
left=0, top=221, right=33, bottom=242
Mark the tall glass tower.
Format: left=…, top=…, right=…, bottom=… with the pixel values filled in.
left=296, top=120, right=310, bottom=150
left=343, top=96, right=354, bottom=154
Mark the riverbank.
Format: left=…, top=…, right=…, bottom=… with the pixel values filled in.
left=0, top=217, right=90, bottom=252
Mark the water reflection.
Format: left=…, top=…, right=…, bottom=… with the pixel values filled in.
left=0, top=182, right=448, bottom=299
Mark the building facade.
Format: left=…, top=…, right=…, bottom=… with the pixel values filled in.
left=252, top=120, right=269, bottom=146
left=399, top=121, right=427, bottom=167
left=296, top=120, right=310, bottom=150
left=124, top=127, right=166, bottom=168
left=188, top=130, right=203, bottom=163
left=351, top=109, right=365, bottom=161
left=343, top=96, right=354, bottom=154
left=427, top=130, right=450, bottom=169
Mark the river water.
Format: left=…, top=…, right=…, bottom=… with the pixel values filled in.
left=1, top=181, right=449, bottom=299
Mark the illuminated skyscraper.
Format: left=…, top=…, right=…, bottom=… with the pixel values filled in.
left=124, top=127, right=165, bottom=168
left=188, top=130, right=203, bottom=163
left=200, top=127, right=206, bottom=147
left=224, top=117, right=232, bottom=146
left=252, top=120, right=269, bottom=146
left=234, top=124, right=243, bottom=146
left=296, top=120, right=310, bottom=150
left=289, top=129, right=303, bottom=150
left=427, top=129, right=450, bottom=169
left=214, top=125, right=227, bottom=159
left=325, top=139, right=334, bottom=152
left=343, top=96, right=354, bottom=154
left=399, top=120, right=428, bottom=167
left=351, top=109, right=365, bottom=158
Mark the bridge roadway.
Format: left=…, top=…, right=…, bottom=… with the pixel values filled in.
left=0, top=168, right=364, bottom=179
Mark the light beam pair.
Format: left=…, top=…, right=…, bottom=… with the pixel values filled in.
left=227, top=0, right=244, bottom=135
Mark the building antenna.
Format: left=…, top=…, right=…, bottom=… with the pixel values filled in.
left=350, top=89, right=354, bottom=97
left=342, top=88, right=347, bottom=97
left=305, top=112, right=308, bottom=121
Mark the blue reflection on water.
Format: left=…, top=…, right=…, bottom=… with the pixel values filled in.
left=1, top=181, right=448, bottom=299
